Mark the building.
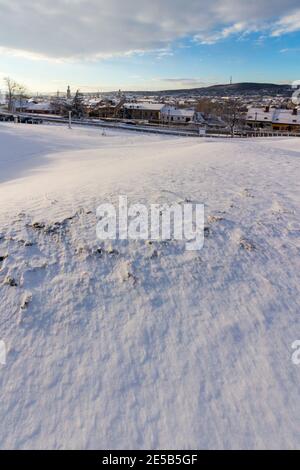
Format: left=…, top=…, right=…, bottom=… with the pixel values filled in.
left=88, top=98, right=125, bottom=118
left=13, top=99, right=54, bottom=114
left=161, top=106, right=196, bottom=124
left=123, top=103, right=165, bottom=122
left=25, top=101, right=54, bottom=114
left=246, top=106, right=300, bottom=132
left=14, top=99, right=29, bottom=112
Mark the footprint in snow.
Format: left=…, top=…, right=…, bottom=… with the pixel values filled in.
left=118, top=261, right=137, bottom=284
left=240, top=188, right=254, bottom=198
left=207, top=215, right=224, bottom=224
left=239, top=238, right=256, bottom=252
left=3, top=276, right=18, bottom=287
left=0, top=254, right=8, bottom=264
left=20, top=293, right=32, bottom=311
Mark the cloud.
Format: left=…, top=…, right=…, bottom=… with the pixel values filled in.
left=156, top=78, right=214, bottom=88
left=0, top=46, right=64, bottom=62
left=0, top=1, right=299, bottom=61
left=280, top=47, right=300, bottom=53
left=159, top=78, right=205, bottom=84
left=194, top=22, right=250, bottom=44
left=272, top=10, right=300, bottom=36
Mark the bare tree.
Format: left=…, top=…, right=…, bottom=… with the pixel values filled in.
left=4, top=77, right=27, bottom=112
left=221, top=99, right=245, bottom=137
left=196, top=98, right=224, bottom=115
left=4, top=77, right=16, bottom=111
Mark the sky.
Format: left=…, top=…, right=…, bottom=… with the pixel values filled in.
left=0, top=0, right=300, bottom=93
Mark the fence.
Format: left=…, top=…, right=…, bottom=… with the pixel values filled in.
left=1, top=112, right=300, bottom=139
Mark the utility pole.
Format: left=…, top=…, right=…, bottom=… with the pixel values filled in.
left=255, top=112, right=257, bottom=137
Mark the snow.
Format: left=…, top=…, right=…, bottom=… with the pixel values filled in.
left=0, top=122, right=299, bottom=449
left=25, top=102, right=53, bottom=112
left=124, top=102, right=165, bottom=111
left=247, top=107, right=300, bottom=125
left=162, top=106, right=195, bottom=118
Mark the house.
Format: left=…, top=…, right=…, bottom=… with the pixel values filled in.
left=194, top=111, right=226, bottom=129
left=88, top=98, right=125, bottom=118
left=246, top=106, right=300, bottom=132
left=161, top=106, right=196, bottom=124
left=122, top=103, right=165, bottom=122
left=25, top=101, right=54, bottom=114
left=14, top=99, right=53, bottom=114
left=203, top=115, right=226, bottom=129
left=14, top=99, right=30, bottom=112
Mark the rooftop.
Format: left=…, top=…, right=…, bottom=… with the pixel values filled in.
left=123, top=102, right=165, bottom=111
left=247, top=107, right=300, bottom=125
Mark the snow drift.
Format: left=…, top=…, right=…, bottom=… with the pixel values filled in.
left=0, top=122, right=299, bottom=449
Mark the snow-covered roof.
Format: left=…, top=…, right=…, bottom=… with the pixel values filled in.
left=123, top=103, right=165, bottom=111
left=161, top=107, right=195, bottom=118
left=247, top=107, right=300, bottom=125
left=26, top=102, right=52, bottom=112
left=14, top=99, right=29, bottom=108
left=87, top=98, right=119, bottom=108
left=272, top=109, right=300, bottom=125
left=87, top=98, right=103, bottom=105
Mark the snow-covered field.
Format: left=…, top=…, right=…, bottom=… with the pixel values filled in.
left=0, top=122, right=299, bottom=449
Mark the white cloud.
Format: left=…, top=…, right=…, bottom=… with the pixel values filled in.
left=280, top=47, right=300, bottom=53
left=0, top=46, right=64, bottom=62
left=272, top=10, right=300, bottom=36
left=194, top=22, right=249, bottom=44
left=156, top=78, right=216, bottom=88
left=0, top=1, right=299, bottom=61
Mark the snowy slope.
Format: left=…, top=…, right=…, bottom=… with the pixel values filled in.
left=0, top=122, right=299, bottom=449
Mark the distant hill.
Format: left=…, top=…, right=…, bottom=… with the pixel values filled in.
left=123, top=82, right=292, bottom=97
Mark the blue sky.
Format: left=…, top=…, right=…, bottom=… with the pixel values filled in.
left=0, top=0, right=300, bottom=93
